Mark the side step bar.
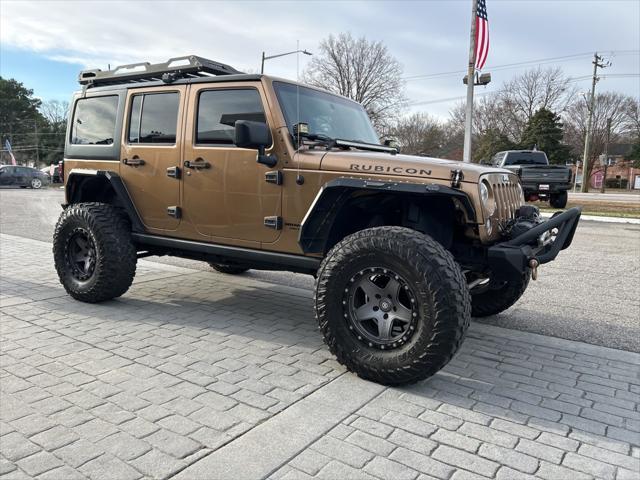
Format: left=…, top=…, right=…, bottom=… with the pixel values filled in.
left=131, top=233, right=321, bottom=274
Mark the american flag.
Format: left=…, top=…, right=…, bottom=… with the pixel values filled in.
left=475, top=0, right=489, bottom=70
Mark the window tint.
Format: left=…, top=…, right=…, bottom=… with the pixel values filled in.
left=71, top=96, right=119, bottom=145
left=128, top=92, right=180, bottom=144
left=17, top=167, right=32, bottom=174
left=197, top=89, right=265, bottom=144
left=503, top=151, right=548, bottom=166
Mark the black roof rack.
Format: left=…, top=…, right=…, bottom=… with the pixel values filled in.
left=78, top=55, right=244, bottom=87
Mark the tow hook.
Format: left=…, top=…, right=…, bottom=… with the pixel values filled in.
left=528, top=258, right=539, bottom=280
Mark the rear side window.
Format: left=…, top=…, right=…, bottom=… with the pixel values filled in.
left=71, top=95, right=119, bottom=145
left=196, top=89, right=265, bottom=144
left=128, top=92, right=180, bottom=144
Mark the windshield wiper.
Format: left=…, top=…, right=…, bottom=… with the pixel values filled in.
left=301, top=132, right=397, bottom=155
left=334, top=138, right=398, bottom=155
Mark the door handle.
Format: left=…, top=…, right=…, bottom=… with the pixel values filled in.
left=123, top=156, right=145, bottom=167
left=184, top=158, right=211, bottom=170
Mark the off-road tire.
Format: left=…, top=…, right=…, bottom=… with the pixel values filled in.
left=208, top=263, right=249, bottom=275
left=471, top=270, right=530, bottom=317
left=315, top=226, right=471, bottom=386
left=53, top=202, right=137, bottom=303
left=550, top=191, right=568, bottom=208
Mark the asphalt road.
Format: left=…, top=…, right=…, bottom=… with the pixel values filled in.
left=2, top=186, right=639, bottom=352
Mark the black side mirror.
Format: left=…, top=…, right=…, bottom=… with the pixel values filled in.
left=235, top=120, right=277, bottom=167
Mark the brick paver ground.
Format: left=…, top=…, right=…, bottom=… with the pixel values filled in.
left=1, top=233, right=638, bottom=480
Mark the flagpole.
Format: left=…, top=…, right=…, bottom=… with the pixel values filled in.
left=463, top=0, right=478, bottom=163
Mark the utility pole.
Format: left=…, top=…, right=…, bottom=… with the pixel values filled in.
left=34, top=119, right=40, bottom=168
left=600, top=117, right=611, bottom=194
left=581, top=52, right=610, bottom=193
left=462, top=0, right=478, bottom=163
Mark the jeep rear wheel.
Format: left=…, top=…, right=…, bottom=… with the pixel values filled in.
left=208, top=262, right=249, bottom=275
left=471, top=270, right=530, bottom=317
left=53, top=202, right=137, bottom=303
left=315, top=226, right=470, bottom=386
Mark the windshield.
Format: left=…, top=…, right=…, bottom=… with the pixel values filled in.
left=274, top=82, right=379, bottom=145
left=503, top=151, right=548, bottom=166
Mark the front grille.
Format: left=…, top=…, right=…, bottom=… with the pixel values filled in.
left=484, top=174, right=523, bottom=220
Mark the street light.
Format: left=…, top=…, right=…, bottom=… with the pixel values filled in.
left=261, top=49, right=312, bottom=74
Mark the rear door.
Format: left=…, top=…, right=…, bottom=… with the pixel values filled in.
left=120, top=86, right=186, bottom=232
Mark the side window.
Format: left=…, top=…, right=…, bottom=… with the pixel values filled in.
left=128, top=92, right=180, bottom=144
left=17, top=167, right=31, bottom=175
left=196, top=89, right=265, bottom=145
left=71, top=96, right=119, bottom=145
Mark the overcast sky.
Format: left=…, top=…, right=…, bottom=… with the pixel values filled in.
left=1, top=0, right=638, bottom=119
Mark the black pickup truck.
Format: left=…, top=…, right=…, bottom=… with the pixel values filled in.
left=489, top=150, right=572, bottom=208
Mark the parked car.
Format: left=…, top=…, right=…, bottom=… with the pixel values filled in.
left=489, top=150, right=572, bottom=208
left=0, top=165, right=49, bottom=189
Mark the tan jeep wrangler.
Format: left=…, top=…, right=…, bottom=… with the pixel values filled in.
left=54, top=56, right=581, bottom=385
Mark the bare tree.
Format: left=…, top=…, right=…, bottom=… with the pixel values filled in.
left=563, top=91, right=636, bottom=181
left=500, top=67, right=576, bottom=139
left=39, top=100, right=69, bottom=126
left=303, top=33, right=406, bottom=132
left=448, top=67, right=577, bottom=145
left=390, top=113, right=445, bottom=156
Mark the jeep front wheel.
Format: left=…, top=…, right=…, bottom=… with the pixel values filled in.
left=53, top=203, right=137, bottom=303
left=315, top=226, right=470, bottom=386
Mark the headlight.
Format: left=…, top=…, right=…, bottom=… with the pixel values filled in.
left=479, top=180, right=496, bottom=217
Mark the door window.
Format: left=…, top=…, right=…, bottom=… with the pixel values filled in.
left=71, top=95, right=119, bottom=145
left=196, top=89, right=265, bottom=145
left=128, top=92, right=180, bottom=144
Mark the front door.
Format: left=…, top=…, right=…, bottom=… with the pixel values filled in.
left=182, top=84, right=281, bottom=244
left=120, top=86, right=186, bottom=232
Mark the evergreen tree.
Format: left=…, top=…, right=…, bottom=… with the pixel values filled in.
left=519, top=108, right=572, bottom=164
left=0, top=77, right=46, bottom=165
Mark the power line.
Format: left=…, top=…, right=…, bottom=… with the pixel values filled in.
left=403, top=50, right=639, bottom=82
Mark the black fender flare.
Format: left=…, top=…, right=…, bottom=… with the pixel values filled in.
left=65, top=169, right=145, bottom=233
left=298, top=177, right=477, bottom=254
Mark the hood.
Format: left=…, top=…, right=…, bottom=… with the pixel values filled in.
left=320, top=150, right=506, bottom=183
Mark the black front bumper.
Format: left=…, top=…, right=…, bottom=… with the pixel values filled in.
left=487, top=207, right=581, bottom=280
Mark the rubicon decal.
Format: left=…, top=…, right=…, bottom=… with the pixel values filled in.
left=350, top=164, right=432, bottom=176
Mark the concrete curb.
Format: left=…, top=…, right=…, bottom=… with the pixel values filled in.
left=540, top=212, right=640, bottom=224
